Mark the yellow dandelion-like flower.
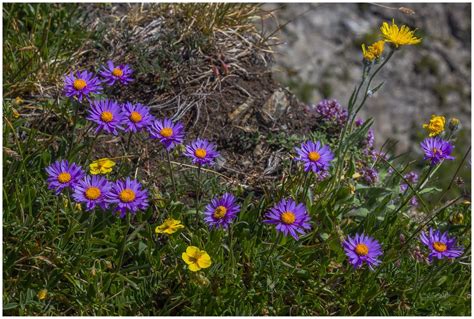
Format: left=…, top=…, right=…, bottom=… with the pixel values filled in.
left=380, top=19, right=422, bottom=47
left=37, top=289, right=48, bottom=300
left=155, top=218, right=184, bottom=235
left=361, top=40, right=385, bottom=61
left=89, top=158, right=116, bottom=175
left=422, top=115, right=445, bottom=137
left=182, top=246, right=212, bottom=272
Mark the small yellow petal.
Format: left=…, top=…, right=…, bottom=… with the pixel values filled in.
left=197, top=253, right=212, bottom=269
left=186, top=246, right=200, bottom=257
left=188, top=263, right=201, bottom=272
left=182, top=252, right=193, bottom=265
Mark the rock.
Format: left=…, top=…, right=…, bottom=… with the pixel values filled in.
left=259, top=88, right=290, bottom=124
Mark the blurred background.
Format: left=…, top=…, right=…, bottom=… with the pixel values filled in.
left=264, top=3, right=471, bottom=154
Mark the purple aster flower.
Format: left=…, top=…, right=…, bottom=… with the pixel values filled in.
left=309, top=99, right=348, bottom=126
left=149, top=118, right=185, bottom=150
left=342, top=233, right=383, bottom=270
left=64, top=70, right=102, bottom=101
left=360, top=167, right=378, bottom=185
left=420, top=137, right=455, bottom=165
left=45, top=160, right=85, bottom=194
left=87, top=99, right=124, bottom=135
left=106, top=178, right=149, bottom=218
left=183, top=139, right=219, bottom=166
left=121, top=102, right=154, bottom=133
left=420, top=228, right=463, bottom=261
left=203, top=193, right=240, bottom=229
left=72, top=175, right=111, bottom=211
left=263, top=198, right=311, bottom=240
left=295, top=141, right=334, bottom=173
left=99, top=61, right=133, bottom=86
left=400, top=171, right=419, bottom=192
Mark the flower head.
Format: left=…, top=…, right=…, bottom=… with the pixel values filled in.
left=366, top=128, right=375, bottom=148
left=64, top=70, right=102, bottom=101
left=46, top=160, right=85, bottom=194
left=422, top=115, right=445, bottom=137
left=420, top=137, right=455, bottom=165
left=99, top=61, right=133, bottom=86
left=182, top=246, right=212, bottom=272
left=359, top=167, right=379, bottom=185
left=380, top=19, right=422, bottom=47
left=149, top=118, right=185, bottom=150
left=183, top=139, right=219, bottom=166
left=107, top=178, right=149, bottom=218
left=90, top=158, right=115, bottom=175
left=342, top=233, right=383, bottom=270
left=155, top=218, right=184, bottom=235
left=264, top=198, right=311, bottom=240
left=308, top=99, right=348, bottom=126
left=37, top=289, right=48, bottom=301
left=122, top=102, right=154, bottom=133
left=87, top=99, right=124, bottom=135
left=420, top=228, right=463, bottom=261
left=204, top=193, right=240, bottom=229
left=295, top=141, right=334, bottom=173
left=361, top=40, right=385, bottom=61
left=72, top=175, right=111, bottom=211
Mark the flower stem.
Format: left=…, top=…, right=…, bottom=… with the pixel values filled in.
left=67, top=100, right=81, bottom=158
left=262, top=232, right=282, bottom=270
left=166, top=149, right=177, bottom=196
left=195, top=165, right=202, bottom=224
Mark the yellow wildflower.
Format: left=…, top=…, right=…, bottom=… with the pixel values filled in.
left=89, top=158, right=115, bottom=175
left=155, top=218, right=184, bottom=235
left=182, top=246, right=212, bottom=272
left=422, top=115, right=445, bottom=136
left=37, top=289, right=48, bottom=300
left=361, top=40, right=385, bottom=61
left=352, top=172, right=362, bottom=179
left=14, top=97, right=24, bottom=105
left=380, top=19, right=422, bottom=47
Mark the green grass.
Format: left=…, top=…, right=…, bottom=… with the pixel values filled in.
left=3, top=3, right=471, bottom=316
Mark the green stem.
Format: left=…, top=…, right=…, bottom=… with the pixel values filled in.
left=262, top=232, right=282, bottom=270
left=116, top=214, right=131, bottom=272
left=67, top=100, right=81, bottom=158
left=195, top=165, right=202, bottom=224
left=166, top=149, right=177, bottom=196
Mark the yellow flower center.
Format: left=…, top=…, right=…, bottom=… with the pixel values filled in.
left=195, top=148, right=207, bottom=159
left=85, top=186, right=101, bottom=200
left=213, top=205, right=227, bottom=219
left=432, top=147, right=442, bottom=155
left=57, top=172, right=72, bottom=183
left=281, top=211, right=296, bottom=225
left=433, top=241, right=447, bottom=252
left=160, top=127, right=173, bottom=138
left=73, top=79, right=87, bottom=90
left=112, top=67, right=123, bottom=77
left=355, top=243, right=369, bottom=256
left=308, top=151, right=320, bottom=162
left=100, top=111, right=114, bottom=123
left=129, top=111, right=142, bottom=123
left=119, top=189, right=136, bottom=203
